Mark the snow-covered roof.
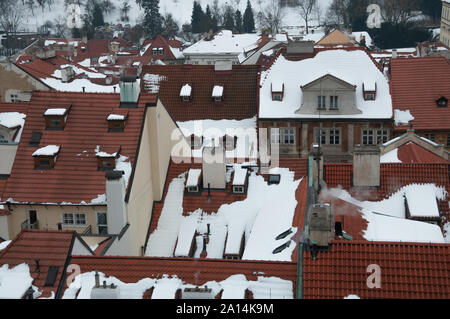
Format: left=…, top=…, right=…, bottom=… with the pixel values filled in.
left=0, top=112, right=26, bottom=143
left=186, top=169, right=201, bottom=187
left=0, top=264, right=34, bottom=299
left=180, top=84, right=192, bottom=97
left=32, top=145, right=60, bottom=157
left=94, top=145, right=118, bottom=158
left=107, top=114, right=125, bottom=121
left=174, top=217, right=198, bottom=257
left=394, top=109, right=414, bottom=126
left=233, top=167, right=248, bottom=185
left=183, top=30, right=261, bottom=56
left=44, top=108, right=67, bottom=116
left=212, top=85, right=223, bottom=98
left=272, top=81, right=284, bottom=92
left=405, top=185, right=441, bottom=218
left=259, top=50, right=393, bottom=119
left=41, top=78, right=119, bottom=93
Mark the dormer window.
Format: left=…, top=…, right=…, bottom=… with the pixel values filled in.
left=107, top=112, right=128, bottom=132
left=271, top=82, right=284, bottom=101
left=212, top=86, right=224, bottom=102
left=363, top=82, right=377, bottom=101
left=95, top=145, right=121, bottom=170
left=186, top=169, right=201, bottom=193
left=317, top=96, right=326, bottom=110
left=44, top=106, right=71, bottom=130
left=223, top=135, right=237, bottom=151
left=32, top=145, right=60, bottom=169
left=152, top=48, right=158, bottom=55
left=436, top=96, right=448, bottom=107
left=158, top=47, right=164, bottom=55
left=190, top=134, right=203, bottom=150
left=329, top=96, right=339, bottom=110
left=180, top=84, right=192, bottom=102
left=232, top=167, right=248, bottom=194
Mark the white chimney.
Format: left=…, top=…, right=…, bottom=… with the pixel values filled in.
left=119, top=74, right=140, bottom=105
left=91, top=278, right=121, bottom=299
left=392, top=49, right=398, bottom=59
left=61, top=66, right=75, bottom=83
left=214, top=61, right=232, bottom=71
left=202, top=146, right=226, bottom=190
left=352, top=145, right=380, bottom=187
left=182, top=287, right=214, bottom=299
left=105, top=170, right=127, bottom=234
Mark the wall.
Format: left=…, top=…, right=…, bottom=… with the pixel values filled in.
left=0, top=144, right=18, bottom=175
left=6, top=204, right=106, bottom=239
left=0, top=61, right=50, bottom=102
left=441, top=2, right=450, bottom=47
left=184, top=54, right=239, bottom=65
left=103, top=227, right=131, bottom=256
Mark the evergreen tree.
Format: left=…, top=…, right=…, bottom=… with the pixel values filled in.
left=191, top=1, right=205, bottom=33
left=92, top=1, right=104, bottom=28
left=235, top=9, right=243, bottom=33
left=243, top=0, right=255, bottom=33
left=223, top=6, right=235, bottom=31
left=162, top=13, right=179, bottom=39
left=142, top=0, right=163, bottom=39
left=205, top=5, right=214, bottom=32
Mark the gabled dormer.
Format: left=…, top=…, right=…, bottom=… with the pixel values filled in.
left=107, top=111, right=129, bottom=132
left=436, top=96, right=448, bottom=108
left=95, top=145, right=121, bottom=171
left=180, top=84, right=192, bottom=102
left=363, top=82, right=377, bottom=101
left=186, top=168, right=202, bottom=193
left=212, top=85, right=224, bottom=102
left=271, top=82, right=284, bottom=101
left=44, top=105, right=71, bottom=130
left=32, top=145, right=60, bottom=169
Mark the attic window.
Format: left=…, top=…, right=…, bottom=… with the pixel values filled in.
left=180, top=84, right=192, bottom=102
left=186, top=169, right=201, bottom=193
left=232, top=167, right=248, bottom=194
left=436, top=96, right=448, bottom=107
left=363, top=82, right=377, bottom=101
left=95, top=146, right=121, bottom=170
left=268, top=174, right=281, bottom=185
left=32, top=145, right=60, bottom=169
left=107, top=112, right=128, bottom=132
left=212, top=86, right=224, bottom=102
left=44, top=106, right=71, bottom=130
left=152, top=48, right=158, bottom=55
left=158, top=47, right=164, bottom=55
left=271, top=82, right=284, bottom=101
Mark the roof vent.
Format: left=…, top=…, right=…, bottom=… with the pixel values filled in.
left=29, top=132, right=42, bottom=146
left=272, top=240, right=291, bottom=254
left=182, top=286, right=214, bottom=299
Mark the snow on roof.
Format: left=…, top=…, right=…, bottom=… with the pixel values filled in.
left=272, top=81, right=283, bottom=92
left=344, top=294, right=361, bottom=299
left=176, top=117, right=258, bottom=160
left=186, top=169, right=201, bottom=187
left=143, top=74, right=166, bottom=94
left=52, top=64, right=106, bottom=79
left=233, top=167, right=247, bottom=185
left=41, top=78, right=118, bottom=93
left=212, top=85, right=223, bottom=98
left=174, top=216, right=198, bottom=257
left=352, top=31, right=373, bottom=47
left=94, top=145, right=117, bottom=158
left=326, top=185, right=446, bottom=243
left=0, top=264, right=34, bottom=299
left=260, top=50, right=393, bottom=119
left=151, top=276, right=182, bottom=299
left=44, top=108, right=67, bottom=116
left=0, top=112, right=26, bottom=142
left=169, top=47, right=184, bottom=59
left=32, top=145, right=60, bottom=157
left=107, top=114, right=125, bottom=121
left=405, top=184, right=441, bottom=218
left=394, top=109, right=414, bottom=126
left=364, top=82, right=376, bottom=91
left=380, top=148, right=401, bottom=163
left=0, top=240, right=11, bottom=252
left=183, top=31, right=261, bottom=55
left=180, top=84, right=192, bottom=97
left=262, top=49, right=274, bottom=56
left=146, top=166, right=303, bottom=261
left=275, top=33, right=288, bottom=42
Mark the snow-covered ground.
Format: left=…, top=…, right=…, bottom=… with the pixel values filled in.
left=19, top=0, right=333, bottom=34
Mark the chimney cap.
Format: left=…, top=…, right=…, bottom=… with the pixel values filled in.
left=105, top=170, right=125, bottom=180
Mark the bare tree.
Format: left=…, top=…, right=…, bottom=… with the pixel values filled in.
left=53, top=15, right=67, bottom=37
left=298, top=0, right=316, bottom=34
left=260, top=0, right=285, bottom=34
left=0, top=0, right=25, bottom=44
left=381, top=0, right=418, bottom=25
left=312, top=2, right=323, bottom=26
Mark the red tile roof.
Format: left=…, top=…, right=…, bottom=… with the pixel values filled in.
left=148, top=158, right=308, bottom=261
left=1, top=91, right=156, bottom=204
left=141, top=35, right=182, bottom=60
left=141, top=65, right=259, bottom=122
left=390, top=57, right=450, bottom=131
left=0, top=230, right=75, bottom=298
left=396, top=142, right=448, bottom=163
left=70, top=255, right=297, bottom=298
left=302, top=241, right=450, bottom=299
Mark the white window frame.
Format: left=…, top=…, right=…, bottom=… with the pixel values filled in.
left=329, top=129, right=341, bottom=145
left=96, top=212, right=108, bottom=235
left=365, top=93, right=375, bottom=101
left=62, top=213, right=87, bottom=226
left=283, top=128, right=295, bottom=145
left=376, top=129, right=389, bottom=144
left=315, top=129, right=326, bottom=146
left=270, top=128, right=280, bottom=144
left=233, top=185, right=245, bottom=194
left=362, top=130, right=375, bottom=145
left=187, top=186, right=199, bottom=193
left=329, top=96, right=339, bottom=109
left=182, top=95, right=190, bottom=102
left=317, top=95, right=326, bottom=109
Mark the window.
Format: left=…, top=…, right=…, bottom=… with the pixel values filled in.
left=329, top=129, right=340, bottom=145
left=158, top=48, right=164, bottom=55
left=424, top=133, right=435, bottom=142
left=362, top=130, right=375, bottom=145
left=329, top=96, right=339, bottom=109
left=376, top=130, right=389, bottom=144
left=436, top=97, right=448, bottom=107
left=315, top=129, right=326, bottom=145
left=283, top=128, right=295, bottom=145
left=268, top=174, right=281, bottom=185
left=270, top=128, right=280, bottom=144
left=39, top=160, right=51, bottom=168
left=365, top=93, right=375, bottom=101
left=233, top=186, right=245, bottom=194
left=152, top=48, right=158, bottom=55
left=214, top=96, right=222, bottom=102
left=317, top=96, right=326, bottom=109
left=273, top=94, right=282, bottom=101
left=63, top=213, right=86, bottom=226
left=97, top=212, right=108, bottom=235
left=182, top=96, right=190, bottom=102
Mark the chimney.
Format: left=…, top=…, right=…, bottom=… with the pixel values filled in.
left=307, top=204, right=335, bottom=248
left=202, top=146, right=226, bottom=190
left=352, top=145, right=380, bottom=188
left=61, top=66, right=75, bottom=83
left=105, top=170, right=127, bottom=234
left=310, top=144, right=323, bottom=195
left=214, top=61, right=232, bottom=72
left=94, top=271, right=100, bottom=288
left=392, top=49, right=398, bottom=59
left=105, top=75, right=112, bottom=85
left=90, top=280, right=120, bottom=299
left=119, top=73, right=140, bottom=107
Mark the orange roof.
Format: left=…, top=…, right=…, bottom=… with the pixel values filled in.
left=303, top=241, right=450, bottom=299
left=316, top=29, right=352, bottom=46
left=390, top=57, right=450, bottom=131
left=1, top=91, right=156, bottom=204
left=396, top=142, right=448, bottom=163
left=0, top=230, right=75, bottom=298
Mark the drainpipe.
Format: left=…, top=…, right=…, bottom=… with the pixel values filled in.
left=296, top=242, right=304, bottom=299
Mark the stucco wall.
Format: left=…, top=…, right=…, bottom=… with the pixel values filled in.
left=0, top=144, right=18, bottom=175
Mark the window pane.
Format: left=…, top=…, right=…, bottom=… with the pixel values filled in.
left=75, top=213, right=86, bottom=225
left=97, top=212, right=107, bottom=225
left=63, top=213, right=73, bottom=225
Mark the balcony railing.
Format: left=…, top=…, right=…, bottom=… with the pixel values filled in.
left=21, top=219, right=39, bottom=230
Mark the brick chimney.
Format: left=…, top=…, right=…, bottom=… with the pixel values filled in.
left=352, top=145, right=380, bottom=188
left=202, top=145, right=226, bottom=190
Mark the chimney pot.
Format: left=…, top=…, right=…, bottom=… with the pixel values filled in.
left=95, top=271, right=100, bottom=288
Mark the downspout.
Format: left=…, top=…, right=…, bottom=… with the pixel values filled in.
left=296, top=242, right=304, bottom=299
